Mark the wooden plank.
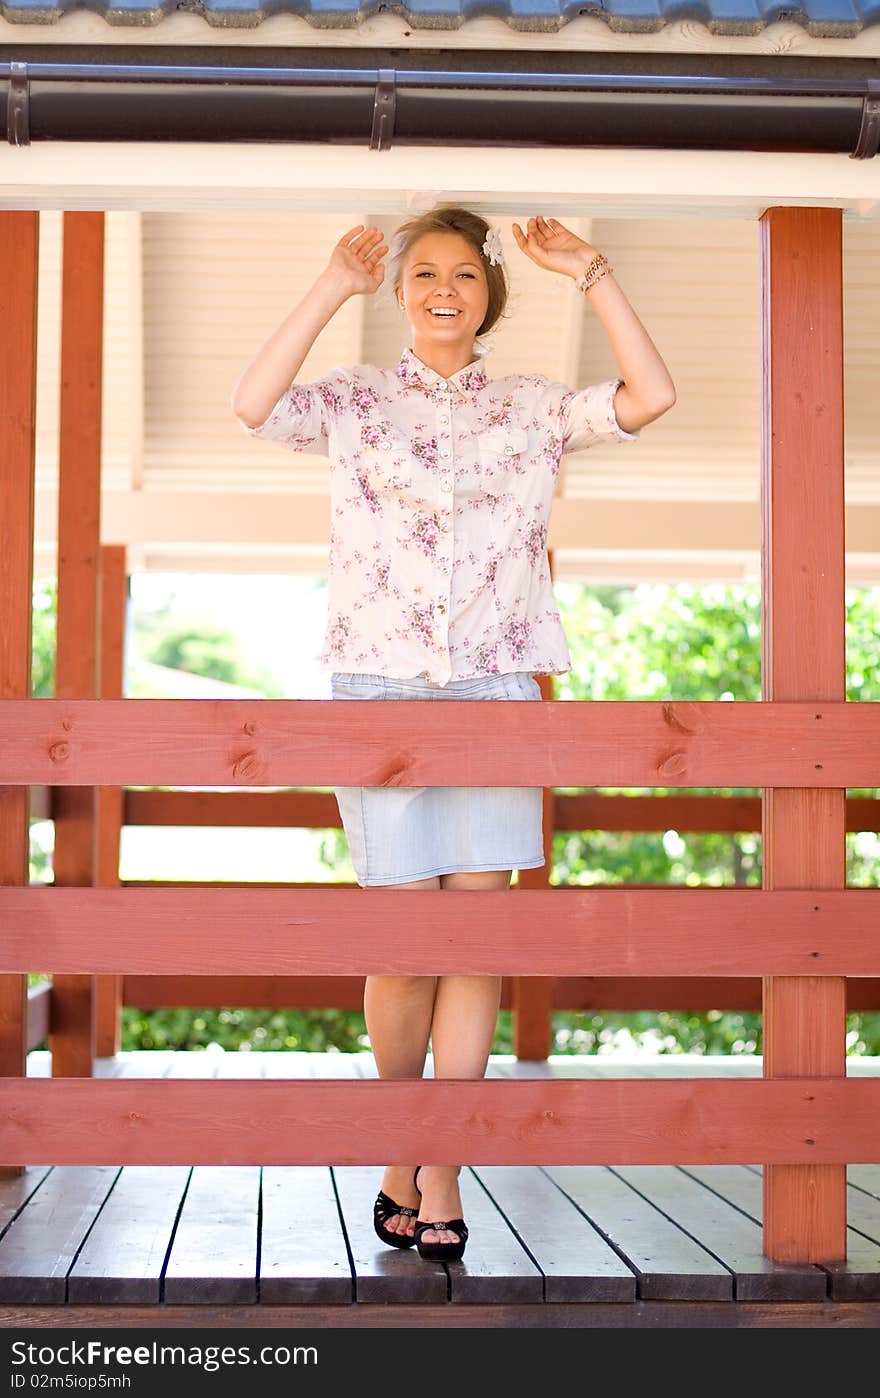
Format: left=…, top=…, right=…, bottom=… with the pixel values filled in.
left=849, top=1165, right=880, bottom=1198
left=95, top=545, right=128, bottom=1058
left=166, top=1050, right=219, bottom=1079
left=118, top=974, right=880, bottom=1014
left=0, top=209, right=38, bottom=1107
left=473, top=1165, right=635, bottom=1302
left=545, top=1166, right=731, bottom=1301
left=2, top=697, right=879, bottom=788
left=260, top=1050, right=322, bottom=1079
left=824, top=1192, right=880, bottom=1300
left=126, top=789, right=343, bottom=828
left=121, top=788, right=880, bottom=834
left=735, top=1163, right=880, bottom=1301
left=213, top=1049, right=265, bottom=1079
left=311, top=1045, right=433, bottom=1302
left=260, top=1167, right=352, bottom=1303
left=67, top=1166, right=190, bottom=1304
left=615, top=1165, right=825, bottom=1301
left=760, top=204, right=847, bottom=1264
left=0, top=1167, right=53, bottom=1232
left=332, top=1168, right=447, bottom=1304
left=99, top=1050, right=177, bottom=1079
left=163, top=1166, right=259, bottom=1304
left=124, top=975, right=367, bottom=1010
left=0, top=1167, right=118, bottom=1303
left=5, top=1300, right=880, bottom=1328
left=3, top=886, right=880, bottom=977
left=559, top=793, right=880, bottom=833
left=512, top=663, right=555, bottom=1061
left=50, top=212, right=106, bottom=1081
left=440, top=1168, right=543, bottom=1304
left=5, top=1077, right=879, bottom=1168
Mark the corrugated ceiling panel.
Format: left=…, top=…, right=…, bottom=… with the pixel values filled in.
left=570, top=217, right=762, bottom=502
left=142, top=212, right=364, bottom=492
left=101, top=211, right=143, bottom=494
left=843, top=222, right=880, bottom=503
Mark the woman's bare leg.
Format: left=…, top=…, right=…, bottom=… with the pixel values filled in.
left=416, top=868, right=511, bottom=1246
left=364, top=874, right=440, bottom=1240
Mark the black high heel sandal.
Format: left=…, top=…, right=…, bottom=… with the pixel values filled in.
left=372, top=1168, right=423, bottom=1250
left=413, top=1217, right=469, bottom=1263
left=412, top=1167, right=468, bottom=1262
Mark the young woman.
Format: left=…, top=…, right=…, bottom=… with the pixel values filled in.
left=232, top=206, right=675, bottom=1263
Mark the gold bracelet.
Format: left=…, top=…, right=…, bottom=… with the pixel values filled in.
left=574, top=254, right=612, bottom=294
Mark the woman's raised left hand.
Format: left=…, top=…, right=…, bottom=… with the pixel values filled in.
left=512, top=216, right=595, bottom=280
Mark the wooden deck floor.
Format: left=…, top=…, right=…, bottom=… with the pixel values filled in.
left=3, top=1051, right=879, bottom=1328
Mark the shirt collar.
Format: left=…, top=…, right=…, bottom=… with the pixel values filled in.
left=395, top=347, right=487, bottom=398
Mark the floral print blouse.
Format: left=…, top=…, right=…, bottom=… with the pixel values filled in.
left=237, top=346, right=640, bottom=685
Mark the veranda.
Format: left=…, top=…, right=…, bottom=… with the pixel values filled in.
left=1, top=145, right=879, bottom=1325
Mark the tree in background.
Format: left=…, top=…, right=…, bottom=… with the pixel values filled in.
left=30, top=577, right=56, bottom=701
left=136, top=599, right=284, bottom=697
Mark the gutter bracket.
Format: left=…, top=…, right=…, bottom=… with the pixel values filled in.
left=850, top=87, right=880, bottom=159
left=370, top=69, right=396, bottom=152
left=7, top=61, right=30, bottom=147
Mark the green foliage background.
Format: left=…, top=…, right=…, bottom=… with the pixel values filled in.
left=29, top=577, right=880, bottom=1058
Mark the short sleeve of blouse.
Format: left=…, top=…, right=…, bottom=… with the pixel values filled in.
left=540, top=377, right=640, bottom=454
left=234, top=368, right=350, bottom=456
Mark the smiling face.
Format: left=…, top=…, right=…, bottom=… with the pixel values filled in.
left=398, top=231, right=490, bottom=371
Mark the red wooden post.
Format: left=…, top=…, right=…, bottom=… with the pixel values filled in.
left=760, top=205, right=847, bottom=1261
left=49, top=213, right=105, bottom=1078
left=94, top=546, right=127, bottom=1057
left=512, top=687, right=556, bottom=1060
left=0, top=212, right=39, bottom=1173
left=512, top=548, right=557, bottom=1060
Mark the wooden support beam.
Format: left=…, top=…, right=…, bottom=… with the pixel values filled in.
left=40, top=787, right=873, bottom=835
left=95, top=546, right=127, bottom=1057
left=2, top=1077, right=878, bottom=1169
left=118, top=974, right=880, bottom=1013
left=513, top=547, right=558, bottom=1060
left=3, top=699, right=877, bottom=788
left=760, top=205, right=847, bottom=1262
left=50, top=212, right=105, bottom=1079
left=0, top=211, right=39, bottom=1179
left=1, top=886, right=876, bottom=977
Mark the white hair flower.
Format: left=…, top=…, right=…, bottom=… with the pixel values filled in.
left=482, top=226, right=504, bottom=267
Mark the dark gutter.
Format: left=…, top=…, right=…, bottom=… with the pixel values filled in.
left=3, top=57, right=879, bottom=157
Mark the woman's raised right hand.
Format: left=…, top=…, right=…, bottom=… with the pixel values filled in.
left=325, top=224, right=388, bottom=296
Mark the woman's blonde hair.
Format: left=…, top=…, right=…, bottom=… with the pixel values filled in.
left=388, top=204, right=509, bottom=337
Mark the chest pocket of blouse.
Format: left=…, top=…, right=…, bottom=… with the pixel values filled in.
left=477, top=426, right=530, bottom=496
left=358, top=424, right=414, bottom=493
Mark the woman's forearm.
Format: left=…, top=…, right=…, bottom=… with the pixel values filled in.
left=576, top=259, right=676, bottom=422
left=231, top=269, right=353, bottom=429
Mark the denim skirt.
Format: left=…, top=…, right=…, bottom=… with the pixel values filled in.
left=330, top=670, right=545, bottom=887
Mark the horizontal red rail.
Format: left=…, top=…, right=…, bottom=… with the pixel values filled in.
left=3, top=1078, right=878, bottom=1167
left=2, top=698, right=879, bottom=786
left=118, top=974, right=880, bottom=1012
left=3, top=887, right=878, bottom=976
left=28, top=787, right=880, bottom=833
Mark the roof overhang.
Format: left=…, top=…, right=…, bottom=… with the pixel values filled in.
left=3, top=49, right=879, bottom=156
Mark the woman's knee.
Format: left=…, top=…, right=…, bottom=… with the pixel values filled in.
left=365, top=973, right=436, bottom=997
left=369, top=875, right=441, bottom=891
left=439, top=869, right=512, bottom=890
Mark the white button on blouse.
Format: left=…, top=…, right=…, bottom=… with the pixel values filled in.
left=237, top=346, right=640, bottom=684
